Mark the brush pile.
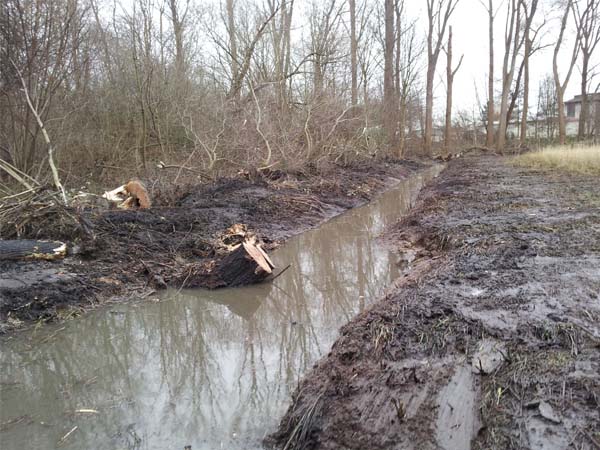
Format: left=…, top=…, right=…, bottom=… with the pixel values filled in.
left=0, top=160, right=87, bottom=242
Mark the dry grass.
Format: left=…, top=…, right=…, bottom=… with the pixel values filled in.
left=515, top=145, right=600, bottom=174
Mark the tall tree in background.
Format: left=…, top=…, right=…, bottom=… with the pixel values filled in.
left=383, top=0, right=396, bottom=146
left=349, top=0, right=358, bottom=106
left=504, top=3, right=546, bottom=137
left=0, top=0, right=86, bottom=172
left=308, top=0, right=343, bottom=97
left=396, top=13, right=422, bottom=156
left=574, top=0, right=600, bottom=139
left=444, top=25, right=463, bottom=156
left=226, top=0, right=238, bottom=101
left=519, top=0, right=539, bottom=146
left=536, top=75, right=558, bottom=139
left=482, top=0, right=496, bottom=148
left=496, top=0, right=522, bottom=152
left=553, top=0, right=580, bottom=145
left=424, top=0, right=459, bottom=155
left=168, top=0, right=189, bottom=77
left=268, top=0, right=294, bottom=106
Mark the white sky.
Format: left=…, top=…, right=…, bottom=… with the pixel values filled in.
left=419, top=0, right=586, bottom=114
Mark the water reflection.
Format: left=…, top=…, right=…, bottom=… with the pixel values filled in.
left=0, top=166, right=440, bottom=450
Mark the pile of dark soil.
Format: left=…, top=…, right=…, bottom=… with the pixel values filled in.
left=268, top=155, right=600, bottom=450
left=0, top=158, right=424, bottom=332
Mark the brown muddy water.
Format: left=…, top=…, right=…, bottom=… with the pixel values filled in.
left=0, top=166, right=442, bottom=450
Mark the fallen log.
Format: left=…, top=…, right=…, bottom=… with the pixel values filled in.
left=0, top=239, right=67, bottom=261
left=178, top=238, right=276, bottom=288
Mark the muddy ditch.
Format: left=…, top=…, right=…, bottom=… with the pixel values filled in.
left=0, top=158, right=427, bottom=333
left=268, top=155, right=600, bottom=450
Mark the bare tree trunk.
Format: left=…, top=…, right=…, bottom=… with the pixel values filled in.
left=444, top=26, right=463, bottom=156
left=424, top=62, right=435, bottom=154
left=496, top=0, right=522, bottom=153
left=424, top=0, right=458, bottom=155
left=485, top=0, right=495, bottom=148
left=580, top=56, right=589, bottom=139
left=13, top=64, right=67, bottom=204
left=282, top=0, right=294, bottom=105
left=553, top=0, right=580, bottom=145
left=520, top=35, right=530, bottom=145
left=506, top=60, right=524, bottom=127
left=226, top=0, right=239, bottom=101
left=444, top=28, right=453, bottom=156
left=383, top=0, right=396, bottom=147
left=575, top=0, right=600, bottom=140
left=519, top=0, right=539, bottom=146
left=350, top=0, right=358, bottom=106
left=90, top=0, right=115, bottom=84
left=168, top=0, right=187, bottom=77
left=394, top=0, right=403, bottom=157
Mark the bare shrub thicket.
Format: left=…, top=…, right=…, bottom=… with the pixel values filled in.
left=0, top=0, right=431, bottom=188
left=1, top=0, right=584, bottom=191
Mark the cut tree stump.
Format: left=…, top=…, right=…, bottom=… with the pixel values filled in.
left=216, top=241, right=275, bottom=286
left=178, top=238, right=276, bottom=288
left=0, top=240, right=67, bottom=261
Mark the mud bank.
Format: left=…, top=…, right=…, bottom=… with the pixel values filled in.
left=268, top=155, right=600, bottom=450
left=0, top=159, right=426, bottom=333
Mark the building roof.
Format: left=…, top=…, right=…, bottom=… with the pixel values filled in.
left=565, top=93, right=600, bottom=104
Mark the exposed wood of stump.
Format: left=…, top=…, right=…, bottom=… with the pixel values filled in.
left=0, top=240, right=67, bottom=261
left=180, top=239, right=276, bottom=289
left=213, top=240, right=275, bottom=287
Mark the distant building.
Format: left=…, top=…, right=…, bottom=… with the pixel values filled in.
left=505, top=93, right=600, bottom=140
left=563, top=93, right=600, bottom=136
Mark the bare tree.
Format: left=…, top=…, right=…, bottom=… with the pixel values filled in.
left=349, top=0, right=358, bottom=106
left=553, top=0, right=580, bottom=145
left=226, top=0, right=239, bottom=100
left=308, top=0, right=343, bottom=97
left=444, top=25, right=463, bottom=156
left=424, top=0, right=459, bottom=155
left=0, top=0, right=86, bottom=173
left=496, top=0, right=523, bottom=152
left=574, top=0, right=600, bottom=139
left=396, top=16, right=423, bottom=156
left=268, top=0, right=295, bottom=106
left=481, top=0, right=496, bottom=148
left=383, top=0, right=396, bottom=146
left=227, top=5, right=281, bottom=100
left=536, top=74, right=558, bottom=139
left=519, top=0, right=539, bottom=146
left=12, top=62, right=67, bottom=204
left=504, top=11, right=546, bottom=136
left=168, top=0, right=189, bottom=77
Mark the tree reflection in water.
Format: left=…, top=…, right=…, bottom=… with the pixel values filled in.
left=0, top=167, right=440, bottom=450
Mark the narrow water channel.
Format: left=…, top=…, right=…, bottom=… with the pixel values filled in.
left=0, top=165, right=441, bottom=450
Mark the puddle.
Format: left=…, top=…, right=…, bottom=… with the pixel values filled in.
left=0, top=166, right=442, bottom=450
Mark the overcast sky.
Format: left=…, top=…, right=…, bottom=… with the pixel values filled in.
left=413, top=0, right=585, bottom=114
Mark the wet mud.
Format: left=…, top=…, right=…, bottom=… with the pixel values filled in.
left=0, top=159, right=425, bottom=332
left=268, top=155, right=600, bottom=450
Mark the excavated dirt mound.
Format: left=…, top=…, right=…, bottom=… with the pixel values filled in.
left=268, top=155, right=600, bottom=450
left=0, top=158, right=424, bottom=332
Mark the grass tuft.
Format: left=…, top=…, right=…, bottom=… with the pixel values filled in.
left=514, top=145, right=600, bottom=174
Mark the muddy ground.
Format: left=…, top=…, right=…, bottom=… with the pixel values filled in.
left=268, top=155, right=600, bottom=450
left=0, top=158, right=426, bottom=333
